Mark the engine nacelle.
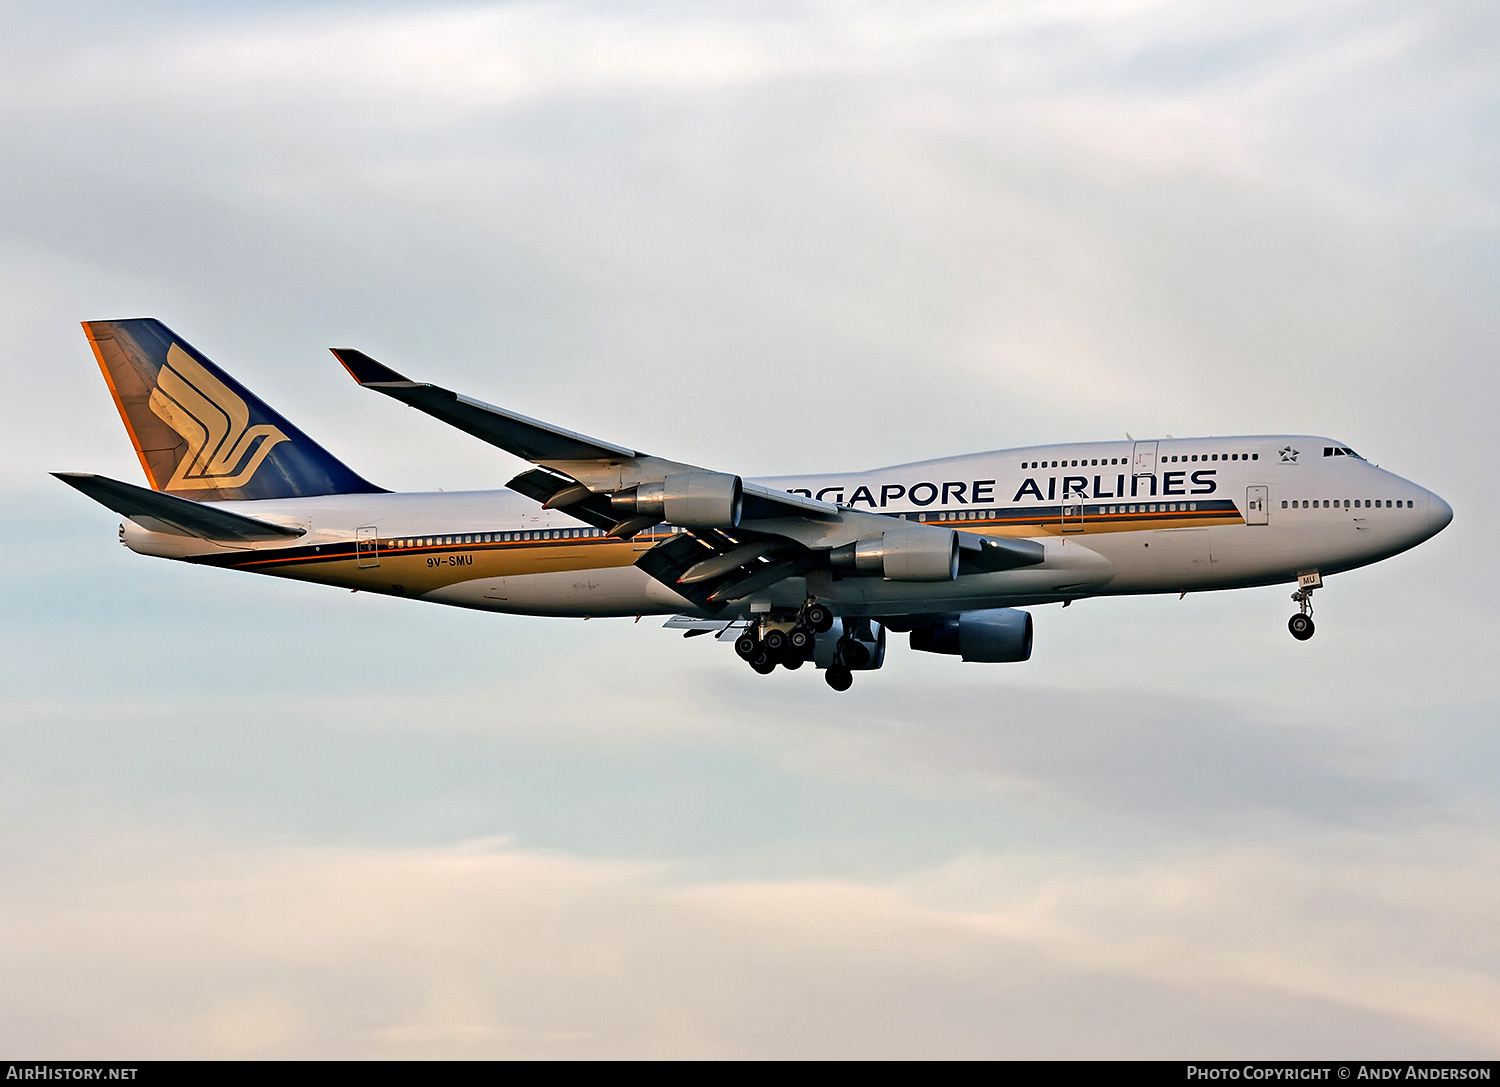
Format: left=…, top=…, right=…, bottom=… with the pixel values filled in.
left=830, top=524, right=958, bottom=581
left=909, top=608, right=1033, bottom=663
left=612, top=472, right=743, bottom=528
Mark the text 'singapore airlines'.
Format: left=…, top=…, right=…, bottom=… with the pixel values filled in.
left=58, top=319, right=1452, bottom=691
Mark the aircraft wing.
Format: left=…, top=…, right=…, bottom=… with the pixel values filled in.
left=54, top=473, right=306, bottom=541
left=331, top=349, right=640, bottom=462
left=333, top=349, right=1041, bottom=610
left=332, top=349, right=841, bottom=526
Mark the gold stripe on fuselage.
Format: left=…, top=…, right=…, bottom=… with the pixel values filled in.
left=217, top=502, right=1244, bottom=595
left=238, top=533, right=639, bottom=594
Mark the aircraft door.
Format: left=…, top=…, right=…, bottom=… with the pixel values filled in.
left=1060, top=483, right=1085, bottom=533
left=356, top=525, right=379, bottom=568
left=1245, top=485, right=1269, bottom=526
left=1132, top=441, right=1158, bottom=475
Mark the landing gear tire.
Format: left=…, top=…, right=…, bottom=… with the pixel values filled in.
left=763, top=629, right=788, bottom=655
left=803, top=604, right=833, bottom=634
left=782, top=658, right=803, bottom=671
left=750, top=652, right=777, bottom=674
left=1289, top=585, right=1316, bottom=641
left=734, top=633, right=758, bottom=660
left=838, top=639, right=870, bottom=670
left=788, top=628, right=812, bottom=652
left=825, top=665, right=853, bottom=691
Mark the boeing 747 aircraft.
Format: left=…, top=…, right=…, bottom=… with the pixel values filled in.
left=57, top=319, right=1452, bottom=691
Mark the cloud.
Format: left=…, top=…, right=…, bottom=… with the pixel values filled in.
left=714, top=681, right=1437, bottom=832
left=0, top=830, right=1494, bottom=1058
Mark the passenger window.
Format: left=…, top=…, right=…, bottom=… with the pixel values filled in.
left=1281, top=501, right=1287, bottom=508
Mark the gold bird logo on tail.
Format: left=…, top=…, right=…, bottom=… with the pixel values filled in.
left=148, top=344, right=289, bottom=491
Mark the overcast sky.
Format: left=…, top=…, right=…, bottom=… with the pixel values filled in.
left=2, top=0, right=1497, bottom=1058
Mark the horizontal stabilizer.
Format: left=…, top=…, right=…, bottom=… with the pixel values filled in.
left=53, top=473, right=305, bottom=541
left=331, top=349, right=638, bottom=462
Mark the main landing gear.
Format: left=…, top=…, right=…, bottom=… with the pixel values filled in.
left=735, top=623, right=810, bottom=675
left=734, top=601, right=847, bottom=687
left=1288, top=587, right=1316, bottom=641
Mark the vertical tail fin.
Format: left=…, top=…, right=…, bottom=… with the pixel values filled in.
left=83, top=318, right=383, bottom=501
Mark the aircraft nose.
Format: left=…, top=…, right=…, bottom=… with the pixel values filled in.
left=1428, top=491, right=1453, bottom=535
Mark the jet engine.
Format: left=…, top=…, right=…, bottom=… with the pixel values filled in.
left=829, top=523, right=959, bottom=581
left=612, top=472, right=743, bottom=528
left=909, top=608, right=1033, bottom=663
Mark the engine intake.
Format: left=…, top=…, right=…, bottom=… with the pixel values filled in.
left=612, top=472, right=743, bottom=528
left=909, top=608, right=1033, bottom=662
left=830, top=524, right=959, bottom=581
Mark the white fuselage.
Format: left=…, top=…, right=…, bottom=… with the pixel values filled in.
left=120, top=436, right=1452, bottom=619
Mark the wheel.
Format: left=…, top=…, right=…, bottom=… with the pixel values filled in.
left=750, top=652, right=777, bottom=674
left=1288, top=614, right=1315, bottom=641
left=763, top=629, right=788, bottom=654
left=781, top=658, right=803, bottom=670
left=734, top=633, right=758, bottom=659
left=804, top=604, right=833, bottom=633
left=839, top=639, right=870, bottom=670
left=824, top=665, right=853, bottom=691
left=788, top=628, right=811, bottom=652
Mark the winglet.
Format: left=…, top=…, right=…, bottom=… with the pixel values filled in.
left=331, top=348, right=412, bottom=386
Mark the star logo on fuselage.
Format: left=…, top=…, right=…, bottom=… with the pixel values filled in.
left=1280, top=446, right=1300, bottom=463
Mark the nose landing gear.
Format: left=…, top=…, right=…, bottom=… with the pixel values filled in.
left=1288, top=585, right=1316, bottom=641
